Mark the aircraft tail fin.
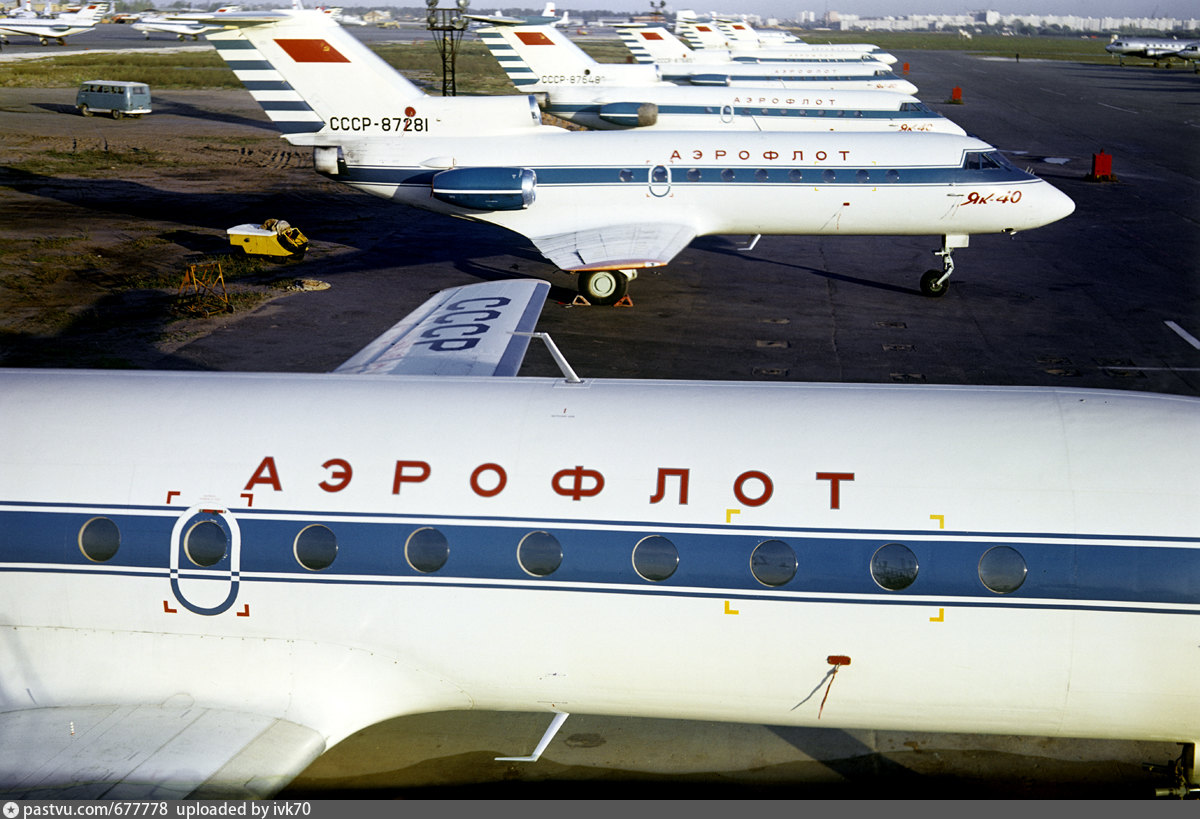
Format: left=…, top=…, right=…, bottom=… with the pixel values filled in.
left=208, top=11, right=545, bottom=139
left=676, top=19, right=728, bottom=50
left=617, top=26, right=696, bottom=64
left=477, top=24, right=599, bottom=88
left=207, top=10, right=425, bottom=137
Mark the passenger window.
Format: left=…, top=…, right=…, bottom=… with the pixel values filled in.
left=856, top=169, right=870, bottom=183
left=754, top=169, right=769, bottom=182
left=720, top=168, right=735, bottom=182
left=870, top=543, right=918, bottom=591
left=821, top=169, right=837, bottom=183
left=79, top=517, right=120, bottom=562
left=294, top=524, right=337, bottom=571
left=686, top=168, right=702, bottom=182
left=750, top=540, right=796, bottom=587
left=633, top=535, right=678, bottom=582
left=651, top=165, right=669, bottom=184
left=518, top=531, right=562, bottom=577
left=618, top=169, right=634, bottom=182
left=886, top=169, right=900, bottom=183
left=406, top=527, right=449, bottom=573
left=978, top=545, right=1027, bottom=594
left=185, top=520, right=227, bottom=568
left=788, top=169, right=804, bottom=182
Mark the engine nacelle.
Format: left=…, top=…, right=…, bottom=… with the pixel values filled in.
left=597, top=102, right=659, bottom=128
left=686, top=74, right=731, bottom=87
left=431, top=167, right=536, bottom=211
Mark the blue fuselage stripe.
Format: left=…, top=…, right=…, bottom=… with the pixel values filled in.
left=3, top=506, right=1197, bottom=611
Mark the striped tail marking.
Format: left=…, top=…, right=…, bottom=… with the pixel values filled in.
left=477, top=28, right=539, bottom=86
left=617, top=28, right=655, bottom=64
left=209, top=30, right=324, bottom=134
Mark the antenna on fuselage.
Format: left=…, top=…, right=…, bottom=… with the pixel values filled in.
left=513, top=331, right=581, bottom=383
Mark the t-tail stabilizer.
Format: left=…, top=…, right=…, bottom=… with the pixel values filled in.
left=206, top=10, right=545, bottom=140
left=476, top=24, right=660, bottom=89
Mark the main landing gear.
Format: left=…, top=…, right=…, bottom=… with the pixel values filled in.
left=920, top=234, right=969, bottom=298
left=578, top=269, right=637, bottom=306
left=1148, top=743, right=1199, bottom=799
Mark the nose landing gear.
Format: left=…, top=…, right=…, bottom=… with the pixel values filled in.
left=920, top=234, right=969, bottom=298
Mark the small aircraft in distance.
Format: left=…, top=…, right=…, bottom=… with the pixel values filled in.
left=617, top=26, right=917, bottom=94
left=672, top=14, right=899, bottom=64
left=132, top=15, right=221, bottom=40
left=203, top=10, right=1071, bottom=304
left=477, top=24, right=964, bottom=134
left=1, top=278, right=1197, bottom=798
left=0, top=1, right=98, bottom=44
left=1105, top=35, right=1200, bottom=67
left=467, top=0, right=569, bottom=28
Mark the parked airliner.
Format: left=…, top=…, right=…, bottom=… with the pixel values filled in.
left=617, top=26, right=916, bottom=94
left=1, top=278, right=1197, bottom=798
left=132, top=14, right=221, bottom=40
left=674, top=17, right=898, bottom=65
left=1105, top=35, right=1200, bottom=67
left=200, top=11, right=1057, bottom=303
left=469, top=1, right=569, bottom=28
left=0, top=1, right=97, bottom=44
left=477, top=24, right=964, bottom=134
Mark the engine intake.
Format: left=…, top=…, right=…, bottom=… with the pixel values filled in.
left=431, top=167, right=536, bottom=211
left=598, top=102, right=659, bottom=128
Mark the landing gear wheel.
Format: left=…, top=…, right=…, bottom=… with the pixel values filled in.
left=920, top=269, right=949, bottom=298
left=580, top=270, right=628, bottom=306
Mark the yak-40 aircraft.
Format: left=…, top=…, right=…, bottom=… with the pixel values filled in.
left=1, top=278, right=1198, bottom=797
left=617, top=26, right=916, bottom=93
left=674, top=16, right=898, bottom=64
left=476, top=23, right=964, bottom=135
left=200, top=11, right=1070, bottom=304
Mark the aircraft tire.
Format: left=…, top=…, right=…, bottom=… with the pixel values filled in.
left=580, top=270, right=627, bottom=306
left=920, top=269, right=949, bottom=298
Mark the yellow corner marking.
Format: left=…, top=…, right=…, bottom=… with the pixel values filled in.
left=725, top=600, right=739, bottom=615
left=930, top=514, right=945, bottom=529
left=726, top=508, right=741, bottom=523
left=929, top=607, right=945, bottom=622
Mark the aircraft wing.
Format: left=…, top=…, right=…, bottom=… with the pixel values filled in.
left=0, top=705, right=324, bottom=799
left=465, top=13, right=528, bottom=25
left=333, top=278, right=549, bottom=377
left=530, top=222, right=697, bottom=273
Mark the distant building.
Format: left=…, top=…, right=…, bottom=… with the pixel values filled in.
left=810, top=8, right=1197, bottom=33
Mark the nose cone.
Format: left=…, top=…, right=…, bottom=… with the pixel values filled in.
left=887, top=78, right=919, bottom=95
left=1043, top=181, right=1076, bottom=226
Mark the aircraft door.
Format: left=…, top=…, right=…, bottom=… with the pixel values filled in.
left=648, top=164, right=671, bottom=198
left=169, top=505, right=242, bottom=615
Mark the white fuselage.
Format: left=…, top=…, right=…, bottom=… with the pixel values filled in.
left=0, top=17, right=92, bottom=41
left=2, top=371, right=1197, bottom=751
left=326, top=130, right=1073, bottom=246
left=539, top=86, right=965, bottom=133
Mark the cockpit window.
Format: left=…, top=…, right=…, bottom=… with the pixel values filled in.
left=962, top=151, right=1010, bottom=171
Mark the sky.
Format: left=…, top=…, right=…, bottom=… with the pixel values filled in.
left=525, top=1, right=1195, bottom=20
